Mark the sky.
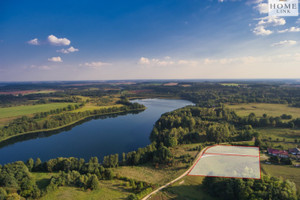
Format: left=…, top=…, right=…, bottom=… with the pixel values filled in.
left=0, top=0, right=300, bottom=81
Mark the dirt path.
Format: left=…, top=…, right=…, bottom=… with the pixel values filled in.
left=141, top=147, right=206, bottom=200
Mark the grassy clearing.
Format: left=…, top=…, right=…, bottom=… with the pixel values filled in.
left=226, top=103, right=300, bottom=118
left=257, top=128, right=300, bottom=143
left=113, top=144, right=200, bottom=185
left=32, top=172, right=56, bottom=190
left=261, top=163, right=300, bottom=189
left=0, top=103, right=77, bottom=119
left=152, top=175, right=215, bottom=200
left=40, top=181, right=130, bottom=200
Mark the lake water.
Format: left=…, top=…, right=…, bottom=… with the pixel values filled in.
left=0, top=99, right=193, bottom=164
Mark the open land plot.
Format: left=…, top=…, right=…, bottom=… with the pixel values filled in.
left=261, top=163, right=300, bottom=189
left=189, top=145, right=260, bottom=179
left=0, top=103, right=77, bottom=119
left=40, top=180, right=130, bottom=200
left=256, top=128, right=300, bottom=143
left=151, top=175, right=215, bottom=200
left=226, top=103, right=300, bottom=118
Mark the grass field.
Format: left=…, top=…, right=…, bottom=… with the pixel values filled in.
left=0, top=103, right=77, bottom=119
left=32, top=172, right=56, bottom=190
left=221, top=83, right=240, bottom=86
left=261, top=163, right=300, bottom=189
left=32, top=172, right=132, bottom=200
left=152, top=175, right=215, bottom=200
left=226, top=103, right=300, bottom=118
left=40, top=183, right=129, bottom=200
left=257, top=128, right=300, bottom=143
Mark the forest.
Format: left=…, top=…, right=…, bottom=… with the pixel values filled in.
left=0, top=80, right=300, bottom=199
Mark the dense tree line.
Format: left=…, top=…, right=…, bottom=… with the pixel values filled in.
left=0, top=103, right=145, bottom=142
left=150, top=106, right=240, bottom=146
left=0, top=161, right=40, bottom=199
left=143, top=82, right=300, bottom=108
left=0, top=155, right=154, bottom=200
left=202, top=175, right=297, bottom=200
left=150, top=105, right=300, bottom=146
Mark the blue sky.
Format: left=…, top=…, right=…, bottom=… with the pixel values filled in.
left=0, top=0, right=300, bottom=81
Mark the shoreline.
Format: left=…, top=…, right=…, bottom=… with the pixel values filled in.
left=0, top=107, right=146, bottom=145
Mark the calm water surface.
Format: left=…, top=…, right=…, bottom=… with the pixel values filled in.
left=0, top=99, right=192, bottom=164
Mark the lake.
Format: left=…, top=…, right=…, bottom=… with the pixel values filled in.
left=0, top=99, right=193, bottom=164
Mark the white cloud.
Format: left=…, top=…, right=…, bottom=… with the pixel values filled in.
left=57, top=46, right=79, bottom=54
left=246, top=0, right=264, bottom=5
left=138, top=57, right=198, bottom=67
left=296, top=18, right=300, bottom=24
left=253, top=26, right=272, bottom=35
left=138, top=57, right=150, bottom=64
left=27, top=38, right=39, bottom=45
left=48, top=56, right=63, bottom=62
left=253, top=17, right=285, bottom=36
left=80, top=61, right=111, bottom=69
left=278, top=27, right=300, bottom=33
left=271, top=40, right=297, bottom=47
left=254, top=3, right=268, bottom=14
left=48, top=35, right=70, bottom=46
left=257, top=16, right=286, bottom=27
left=26, top=65, right=51, bottom=70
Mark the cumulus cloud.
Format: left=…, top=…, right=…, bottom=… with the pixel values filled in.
left=27, top=38, right=39, bottom=45
left=257, top=16, right=286, bottom=27
left=57, top=46, right=79, bottom=54
left=138, top=57, right=150, bottom=65
left=253, top=17, right=285, bottom=36
left=271, top=40, right=297, bottom=47
left=246, top=0, right=264, bottom=5
left=48, top=35, right=70, bottom=46
left=278, top=27, right=300, bottom=33
left=80, top=61, right=111, bottom=69
left=48, top=56, right=63, bottom=62
left=254, top=3, right=268, bottom=14
left=253, top=26, right=272, bottom=35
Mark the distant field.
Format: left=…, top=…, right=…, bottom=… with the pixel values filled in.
left=221, top=83, right=240, bottom=86
left=0, top=89, right=56, bottom=95
left=226, top=103, right=300, bottom=118
left=0, top=103, right=77, bottom=119
left=261, top=163, right=300, bottom=189
left=70, top=104, right=123, bottom=113
left=257, top=128, right=300, bottom=143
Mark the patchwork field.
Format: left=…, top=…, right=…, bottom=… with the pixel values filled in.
left=226, top=103, right=300, bottom=118
left=0, top=103, right=77, bottom=119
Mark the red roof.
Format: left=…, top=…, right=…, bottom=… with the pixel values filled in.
left=267, top=148, right=288, bottom=155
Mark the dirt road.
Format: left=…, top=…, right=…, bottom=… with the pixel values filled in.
left=141, top=147, right=205, bottom=200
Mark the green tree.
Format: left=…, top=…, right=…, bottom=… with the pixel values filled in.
left=26, top=158, right=34, bottom=171
left=87, top=175, right=100, bottom=190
